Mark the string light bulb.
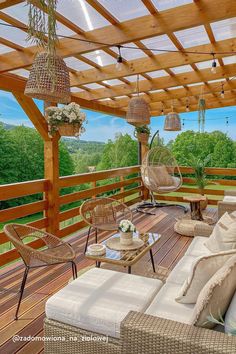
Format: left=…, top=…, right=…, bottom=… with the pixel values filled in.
left=161, top=109, right=164, bottom=115
left=116, top=45, right=123, bottom=71
left=211, top=53, right=217, bottom=74
left=185, top=98, right=190, bottom=112
left=220, top=82, right=225, bottom=98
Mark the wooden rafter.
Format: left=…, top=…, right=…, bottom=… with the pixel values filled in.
left=0, top=0, right=235, bottom=73
left=73, top=62, right=236, bottom=101
left=0, top=0, right=23, bottom=10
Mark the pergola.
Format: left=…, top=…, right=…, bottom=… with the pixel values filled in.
left=0, top=0, right=236, bottom=261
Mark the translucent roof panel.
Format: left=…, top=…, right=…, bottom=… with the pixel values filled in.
left=112, top=43, right=147, bottom=60
left=0, top=44, right=14, bottom=54
left=148, top=70, right=169, bottom=78
left=64, top=57, right=93, bottom=71
left=211, top=18, right=236, bottom=41
left=141, top=35, right=177, bottom=55
left=222, top=56, right=236, bottom=65
left=123, top=75, right=140, bottom=82
left=151, top=0, right=193, bottom=11
left=2, top=3, right=76, bottom=38
left=149, top=89, right=164, bottom=93
left=0, top=21, right=30, bottom=47
left=83, top=83, right=105, bottom=89
left=97, top=0, right=149, bottom=22
left=195, top=59, right=219, bottom=70
left=187, top=82, right=202, bottom=87
left=208, top=79, right=225, bottom=84
left=10, top=69, right=29, bottom=78
left=103, top=79, right=123, bottom=86
left=174, top=25, right=210, bottom=48
left=170, top=65, right=193, bottom=74
left=70, top=87, right=84, bottom=93
left=57, top=0, right=109, bottom=31
left=82, top=50, right=115, bottom=66
left=168, top=86, right=184, bottom=90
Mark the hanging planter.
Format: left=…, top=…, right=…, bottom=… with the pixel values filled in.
left=46, top=103, right=87, bottom=137
left=134, top=125, right=151, bottom=145
left=164, top=112, right=181, bottom=131
left=126, top=75, right=150, bottom=126
left=198, top=98, right=206, bottom=133
left=24, top=1, right=71, bottom=103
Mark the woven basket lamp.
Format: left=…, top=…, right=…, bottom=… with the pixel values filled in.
left=25, top=52, right=71, bottom=104
left=164, top=112, right=181, bottom=131
left=126, top=96, right=150, bottom=126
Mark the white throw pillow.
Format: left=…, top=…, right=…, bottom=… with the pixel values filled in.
left=225, top=291, right=236, bottom=334
left=205, top=212, right=236, bottom=252
left=176, top=250, right=236, bottom=304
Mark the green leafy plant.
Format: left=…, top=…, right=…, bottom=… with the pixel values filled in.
left=186, top=153, right=212, bottom=193
left=134, top=125, right=151, bottom=135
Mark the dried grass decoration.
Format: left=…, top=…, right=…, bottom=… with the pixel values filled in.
left=46, top=103, right=87, bottom=137
left=24, top=0, right=71, bottom=103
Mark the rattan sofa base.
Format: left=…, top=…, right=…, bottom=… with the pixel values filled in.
left=44, top=318, right=121, bottom=354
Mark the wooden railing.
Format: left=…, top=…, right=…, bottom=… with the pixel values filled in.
left=0, top=166, right=142, bottom=267
left=0, top=165, right=236, bottom=267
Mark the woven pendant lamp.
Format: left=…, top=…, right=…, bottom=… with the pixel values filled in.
left=25, top=52, right=71, bottom=104
left=164, top=101, right=181, bottom=131
left=126, top=75, right=150, bottom=126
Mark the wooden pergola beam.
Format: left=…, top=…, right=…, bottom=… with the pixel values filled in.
left=0, top=0, right=235, bottom=73
left=13, top=92, right=50, bottom=141
left=0, top=0, right=23, bottom=10
left=0, top=73, right=126, bottom=117
left=74, top=62, right=236, bottom=101
left=150, top=98, right=236, bottom=115
left=101, top=81, right=236, bottom=109
left=68, top=38, right=236, bottom=86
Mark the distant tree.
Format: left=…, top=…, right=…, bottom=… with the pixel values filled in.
left=0, top=123, right=18, bottom=184
left=97, top=133, right=138, bottom=170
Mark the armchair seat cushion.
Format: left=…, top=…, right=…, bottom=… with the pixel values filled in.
left=45, top=268, right=163, bottom=338
left=145, top=282, right=194, bottom=324
left=223, top=196, right=236, bottom=203
left=185, top=236, right=211, bottom=257
left=166, top=255, right=196, bottom=285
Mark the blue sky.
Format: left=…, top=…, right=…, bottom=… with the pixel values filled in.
left=1, top=90, right=236, bottom=143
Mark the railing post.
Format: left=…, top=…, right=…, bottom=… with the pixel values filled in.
left=140, top=141, right=149, bottom=201
left=44, top=102, right=60, bottom=235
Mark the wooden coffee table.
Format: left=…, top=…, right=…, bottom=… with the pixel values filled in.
left=85, top=232, right=161, bottom=274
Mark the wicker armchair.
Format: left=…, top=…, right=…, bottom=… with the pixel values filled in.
left=80, top=197, right=133, bottom=253
left=4, top=223, right=77, bottom=320
left=218, top=190, right=236, bottom=219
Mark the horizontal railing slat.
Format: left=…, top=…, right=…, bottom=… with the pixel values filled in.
left=0, top=179, right=48, bottom=201
left=0, top=200, right=47, bottom=223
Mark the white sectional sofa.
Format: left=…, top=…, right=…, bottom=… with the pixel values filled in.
left=44, top=224, right=236, bottom=354
left=218, top=190, right=236, bottom=218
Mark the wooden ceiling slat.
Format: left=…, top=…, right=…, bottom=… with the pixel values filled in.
left=0, top=0, right=235, bottom=73
left=85, top=0, right=119, bottom=25
left=73, top=62, right=236, bottom=101
left=0, top=36, right=23, bottom=51
left=0, top=0, right=23, bottom=10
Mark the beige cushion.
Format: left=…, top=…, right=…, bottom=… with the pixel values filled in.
left=176, top=250, right=236, bottom=304
left=224, top=196, right=236, bottom=203
left=225, top=291, right=236, bottom=334
left=185, top=236, right=211, bottom=257
left=205, top=212, right=236, bottom=252
left=46, top=268, right=163, bottom=338
left=166, top=255, right=197, bottom=285
left=191, top=255, right=236, bottom=329
left=145, top=282, right=195, bottom=325
left=151, top=166, right=173, bottom=186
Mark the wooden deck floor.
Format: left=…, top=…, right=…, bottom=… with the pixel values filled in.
left=0, top=206, right=217, bottom=354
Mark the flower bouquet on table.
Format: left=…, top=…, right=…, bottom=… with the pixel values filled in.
left=46, top=102, right=87, bottom=137
left=118, top=219, right=136, bottom=246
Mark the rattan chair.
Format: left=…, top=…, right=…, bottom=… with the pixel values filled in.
left=137, top=146, right=187, bottom=214
left=80, top=197, right=133, bottom=253
left=4, top=223, right=77, bottom=320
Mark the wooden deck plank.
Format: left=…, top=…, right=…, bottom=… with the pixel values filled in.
left=0, top=206, right=217, bottom=354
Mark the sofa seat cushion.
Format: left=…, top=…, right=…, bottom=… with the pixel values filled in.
left=145, top=282, right=194, bottom=324
left=185, top=236, right=211, bottom=257
left=45, top=268, right=163, bottom=339
left=224, top=196, right=236, bottom=203
left=166, top=255, right=196, bottom=285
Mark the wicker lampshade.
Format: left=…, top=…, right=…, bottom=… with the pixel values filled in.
left=25, top=52, right=71, bottom=104
left=126, top=97, right=150, bottom=126
left=164, top=112, right=181, bottom=131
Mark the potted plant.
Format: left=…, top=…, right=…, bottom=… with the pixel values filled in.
left=118, top=219, right=136, bottom=246
left=46, top=102, right=87, bottom=137
left=187, top=154, right=212, bottom=210
left=134, top=125, right=151, bottom=145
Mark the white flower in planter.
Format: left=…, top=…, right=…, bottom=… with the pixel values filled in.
left=119, top=219, right=136, bottom=233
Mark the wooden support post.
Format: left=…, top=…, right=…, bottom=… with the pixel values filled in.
left=140, top=141, right=150, bottom=201
left=44, top=102, right=60, bottom=235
